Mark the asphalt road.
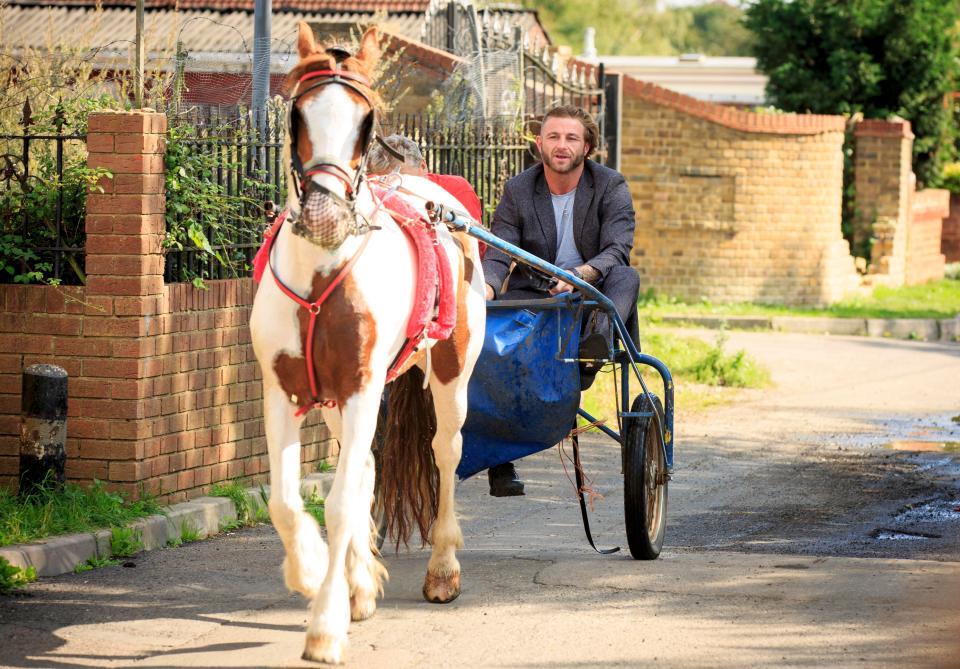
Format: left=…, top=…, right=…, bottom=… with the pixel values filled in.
left=1, top=330, right=959, bottom=668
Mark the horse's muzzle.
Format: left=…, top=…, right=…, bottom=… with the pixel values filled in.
left=294, top=186, right=356, bottom=249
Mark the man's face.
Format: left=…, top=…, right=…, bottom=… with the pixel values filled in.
left=537, top=116, right=588, bottom=175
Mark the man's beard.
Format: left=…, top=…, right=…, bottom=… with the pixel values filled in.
left=543, top=147, right=586, bottom=174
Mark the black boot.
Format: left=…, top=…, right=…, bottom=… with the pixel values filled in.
left=488, top=462, right=524, bottom=497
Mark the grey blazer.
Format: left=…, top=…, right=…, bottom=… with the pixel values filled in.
left=482, top=159, right=636, bottom=298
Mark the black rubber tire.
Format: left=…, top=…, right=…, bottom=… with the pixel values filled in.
left=371, top=392, right=388, bottom=551
left=623, top=392, right=668, bottom=560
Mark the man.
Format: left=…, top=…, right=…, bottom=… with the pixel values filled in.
left=367, top=134, right=482, bottom=222
left=481, top=105, right=640, bottom=497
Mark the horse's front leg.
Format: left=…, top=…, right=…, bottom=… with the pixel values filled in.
left=303, top=383, right=383, bottom=664
left=422, top=376, right=467, bottom=603
left=345, top=448, right=387, bottom=622
left=264, top=384, right=328, bottom=599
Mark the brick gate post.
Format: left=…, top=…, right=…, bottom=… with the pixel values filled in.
left=853, top=119, right=914, bottom=282
left=79, top=111, right=167, bottom=496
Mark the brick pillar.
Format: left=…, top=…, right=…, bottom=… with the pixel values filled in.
left=80, top=111, right=167, bottom=495
left=943, top=192, right=960, bottom=263
left=854, top=119, right=914, bottom=283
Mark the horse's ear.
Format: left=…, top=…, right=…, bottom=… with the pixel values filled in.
left=297, top=22, right=318, bottom=59
left=356, top=28, right=380, bottom=69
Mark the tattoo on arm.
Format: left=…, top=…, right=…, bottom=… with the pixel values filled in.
left=578, top=264, right=601, bottom=285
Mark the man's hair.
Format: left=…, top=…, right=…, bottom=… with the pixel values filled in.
left=540, top=105, right=600, bottom=156
left=367, top=134, right=424, bottom=174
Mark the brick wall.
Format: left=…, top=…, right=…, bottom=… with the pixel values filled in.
left=942, top=193, right=960, bottom=263
left=620, top=76, right=859, bottom=306
left=905, top=189, right=949, bottom=285
left=0, top=111, right=333, bottom=500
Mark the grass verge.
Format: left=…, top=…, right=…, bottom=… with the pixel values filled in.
left=0, top=480, right=161, bottom=547
left=639, top=276, right=960, bottom=322
left=581, top=329, right=770, bottom=422
left=211, top=479, right=271, bottom=528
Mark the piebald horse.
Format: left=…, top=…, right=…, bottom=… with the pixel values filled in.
left=250, top=23, right=485, bottom=664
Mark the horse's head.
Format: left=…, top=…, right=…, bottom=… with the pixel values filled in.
left=284, top=22, right=382, bottom=249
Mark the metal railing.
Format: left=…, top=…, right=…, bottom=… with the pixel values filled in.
left=0, top=101, right=88, bottom=285
left=383, top=113, right=531, bottom=225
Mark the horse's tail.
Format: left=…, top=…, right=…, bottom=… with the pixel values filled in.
left=380, top=365, right=438, bottom=550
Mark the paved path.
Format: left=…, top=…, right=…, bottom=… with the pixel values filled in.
left=1, top=331, right=959, bottom=668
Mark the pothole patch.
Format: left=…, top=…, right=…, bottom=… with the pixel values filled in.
left=870, top=528, right=942, bottom=541
left=893, top=499, right=960, bottom=523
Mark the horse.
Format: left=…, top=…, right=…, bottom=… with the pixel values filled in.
left=249, top=22, right=486, bottom=664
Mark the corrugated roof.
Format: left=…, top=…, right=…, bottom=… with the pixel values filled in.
left=7, top=0, right=433, bottom=11
left=1, top=4, right=543, bottom=69
left=2, top=7, right=414, bottom=64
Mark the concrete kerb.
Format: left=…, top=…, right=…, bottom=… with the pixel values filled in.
left=0, top=471, right=335, bottom=578
left=657, top=314, right=960, bottom=342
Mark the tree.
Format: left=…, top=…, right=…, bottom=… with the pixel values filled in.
left=673, top=2, right=755, bottom=56
left=525, top=0, right=753, bottom=57
left=744, top=0, right=959, bottom=187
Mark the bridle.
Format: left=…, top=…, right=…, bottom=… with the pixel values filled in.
left=287, top=51, right=403, bottom=217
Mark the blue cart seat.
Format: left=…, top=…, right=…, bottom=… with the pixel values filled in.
left=457, top=294, right=582, bottom=479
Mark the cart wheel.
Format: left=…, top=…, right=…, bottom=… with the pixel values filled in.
left=623, top=392, right=667, bottom=560
left=371, top=392, right=389, bottom=551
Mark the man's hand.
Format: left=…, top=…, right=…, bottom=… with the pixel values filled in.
left=549, top=264, right=599, bottom=295
left=484, top=283, right=494, bottom=300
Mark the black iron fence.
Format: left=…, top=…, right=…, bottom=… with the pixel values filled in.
left=383, top=113, right=531, bottom=225
left=0, top=102, right=89, bottom=285
left=163, top=107, right=284, bottom=284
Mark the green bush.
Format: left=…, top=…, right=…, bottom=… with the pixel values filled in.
left=109, top=526, right=142, bottom=558
left=941, top=164, right=960, bottom=195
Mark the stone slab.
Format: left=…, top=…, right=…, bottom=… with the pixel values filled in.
left=772, top=316, right=868, bottom=335
left=866, top=318, right=941, bottom=341
left=659, top=315, right=772, bottom=330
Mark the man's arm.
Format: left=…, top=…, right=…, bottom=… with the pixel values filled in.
left=480, top=183, right=522, bottom=299
left=583, top=174, right=636, bottom=279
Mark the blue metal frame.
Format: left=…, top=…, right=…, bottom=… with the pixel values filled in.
left=431, top=205, right=674, bottom=471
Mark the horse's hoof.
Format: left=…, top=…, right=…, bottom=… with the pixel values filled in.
left=302, top=634, right=347, bottom=665
left=350, top=591, right=377, bottom=621
left=423, top=570, right=460, bottom=603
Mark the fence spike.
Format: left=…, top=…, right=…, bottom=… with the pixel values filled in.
left=21, top=99, right=32, bottom=128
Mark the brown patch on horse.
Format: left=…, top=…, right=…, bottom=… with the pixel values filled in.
left=272, top=272, right=377, bottom=409
left=431, top=238, right=474, bottom=384
left=381, top=365, right=438, bottom=550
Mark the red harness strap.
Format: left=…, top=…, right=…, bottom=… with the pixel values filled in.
left=367, top=183, right=457, bottom=383
left=263, top=217, right=371, bottom=415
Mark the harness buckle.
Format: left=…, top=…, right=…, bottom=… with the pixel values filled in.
left=309, top=303, right=322, bottom=315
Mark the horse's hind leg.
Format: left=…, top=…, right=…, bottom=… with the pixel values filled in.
left=422, top=376, right=466, bottom=603
left=264, top=384, right=328, bottom=599
left=304, top=385, right=382, bottom=664
left=345, top=448, right=387, bottom=621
